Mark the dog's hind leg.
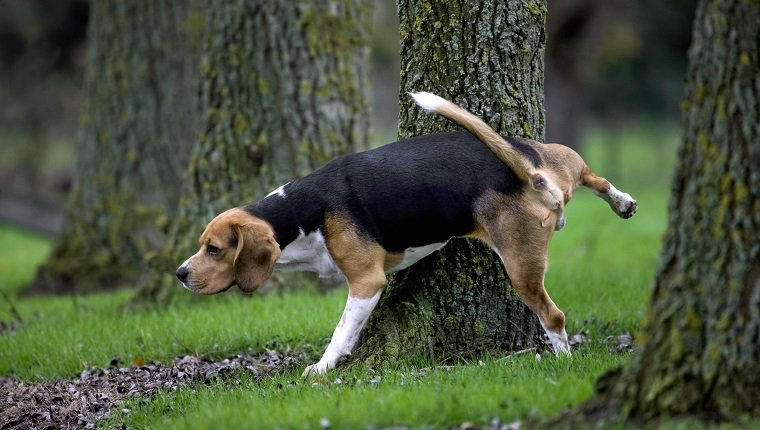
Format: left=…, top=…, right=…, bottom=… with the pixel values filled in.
left=581, top=166, right=638, bottom=219
left=498, top=246, right=570, bottom=355
left=477, top=205, right=571, bottom=355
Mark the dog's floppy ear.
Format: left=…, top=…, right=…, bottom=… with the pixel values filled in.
left=232, top=221, right=281, bottom=293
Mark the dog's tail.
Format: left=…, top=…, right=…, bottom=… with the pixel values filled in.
left=410, top=91, right=545, bottom=191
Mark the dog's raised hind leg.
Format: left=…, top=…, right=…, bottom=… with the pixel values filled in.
left=581, top=167, right=637, bottom=219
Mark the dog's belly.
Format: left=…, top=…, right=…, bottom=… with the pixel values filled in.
left=276, top=228, right=449, bottom=280
left=276, top=228, right=343, bottom=279
left=385, top=241, right=449, bottom=273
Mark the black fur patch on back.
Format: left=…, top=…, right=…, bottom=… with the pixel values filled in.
left=244, top=131, right=533, bottom=253
left=503, top=135, right=543, bottom=167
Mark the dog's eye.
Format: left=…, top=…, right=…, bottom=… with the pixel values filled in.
left=207, top=245, right=221, bottom=256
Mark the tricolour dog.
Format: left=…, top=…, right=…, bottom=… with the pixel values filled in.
left=176, top=92, right=637, bottom=375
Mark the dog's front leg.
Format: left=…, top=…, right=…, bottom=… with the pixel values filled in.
left=303, top=289, right=383, bottom=376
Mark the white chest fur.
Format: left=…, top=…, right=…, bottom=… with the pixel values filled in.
left=277, top=229, right=449, bottom=280
left=276, top=229, right=343, bottom=279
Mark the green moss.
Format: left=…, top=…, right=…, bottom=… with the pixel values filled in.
left=669, top=327, right=684, bottom=362
left=522, top=121, right=532, bottom=136
left=734, top=182, right=749, bottom=202
left=695, top=84, right=706, bottom=102
left=257, top=76, right=270, bottom=94
left=525, top=2, right=545, bottom=19
left=232, top=113, right=249, bottom=136
left=716, top=93, right=727, bottom=119
left=712, top=194, right=731, bottom=238
left=716, top=313, right=731, bottom=331
left=685, top=304, right=702, bottom=332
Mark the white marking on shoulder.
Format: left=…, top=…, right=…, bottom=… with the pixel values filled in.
left=386, top=241, right=448, bottom=273
left=265, top=183, right=288, bottom=199
left=277, top=228, right=344, bottom=280
left=410, top=91, right=447, bottom=112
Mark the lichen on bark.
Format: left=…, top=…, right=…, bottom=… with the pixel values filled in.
left=140, top=0, right=373, bottom=301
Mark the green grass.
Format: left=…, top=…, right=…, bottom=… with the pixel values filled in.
left=0, top=186, right=668, bottom=427
left=0, top=189, right=666, bottom=382
left=0, top=287, right=346, bottom=380
left=0, top=122, right=682, bottom=428
left=111, top=348, right=626, bottom=429
left=0, top=226, right=52, bottom=296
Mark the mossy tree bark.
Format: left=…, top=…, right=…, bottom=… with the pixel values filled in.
left=580, top=0, right=760, bottom=423
left=140, top=0, right=373, bottom=301
left=350, top=0, right=547, bottom=368
left=29, top=0, right=204, bottom=294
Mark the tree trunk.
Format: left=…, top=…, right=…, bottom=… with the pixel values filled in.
left=140, top=0, right=373, bottom=301
left=28, top=0, right=203, bottom=294
left=581, top=0, right=760, bottom=423
left=350, top=0, right=547, bottom=368
left=544, top=0, right=630, bottom=150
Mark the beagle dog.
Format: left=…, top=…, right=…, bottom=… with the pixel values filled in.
left=176, top=92, right=637, bottom=376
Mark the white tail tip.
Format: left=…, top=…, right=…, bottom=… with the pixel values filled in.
left=409, top=91, right=447, bottom=112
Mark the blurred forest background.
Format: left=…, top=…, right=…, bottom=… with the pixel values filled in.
left=0, top=0, right=695, bottom=240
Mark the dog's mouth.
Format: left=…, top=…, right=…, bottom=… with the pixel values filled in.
left=180, top=281, right=197, bottom=292
left=181, top=280, right=235, bottom=295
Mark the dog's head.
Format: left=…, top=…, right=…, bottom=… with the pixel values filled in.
left=175, top=208, right=281, bottom=294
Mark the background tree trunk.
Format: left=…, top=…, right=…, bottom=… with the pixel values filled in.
left=544, top=0, right=628, bottom=150
left=140, top=0, right=373, bottom=301
left=28, top=0, right=203, bottom=294
left=350, top=0, right=547, bottom=368
left=579, top=0, right=760, bottom=423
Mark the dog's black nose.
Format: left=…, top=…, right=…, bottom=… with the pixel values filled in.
left=176, top=266, right=189, bottom=283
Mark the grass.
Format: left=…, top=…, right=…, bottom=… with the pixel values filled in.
left=0, top=186, right=668, bottom=427
left=111, top=348, right=626, bottom=429
left=0, top=122, right=682, bottom=428
left=0, top=226, right=52, bottom=296
left=0, top=188, right=665, bottom=381
left=0, top=287, right=347, bottom=380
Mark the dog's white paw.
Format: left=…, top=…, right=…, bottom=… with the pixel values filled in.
left=611, top=191, right=637, bottom=219
left=596, top=185, right=637, bottom=219
left=302, top=360, right=331, bottom=377
left=547, top=330, right=572, bottom=356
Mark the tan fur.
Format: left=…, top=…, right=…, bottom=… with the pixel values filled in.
left=183, top=208, right=280, bottom=294
left=580, top=165, right=611, bottom=194
left=473, top=190, right=564, bottom=333
left=323, top=213, right=387, bottom=299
